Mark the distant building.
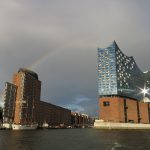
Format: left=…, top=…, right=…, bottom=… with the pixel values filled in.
left=97, top=41, right=150, bottom=123
left=71, top=112, right=95, bottom=127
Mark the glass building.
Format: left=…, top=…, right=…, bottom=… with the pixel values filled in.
left=97, top=41, right=150, bottom=100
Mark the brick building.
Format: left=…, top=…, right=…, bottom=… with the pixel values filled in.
left=97, top=41, right=150, bottom=124
left=35, top=101, right=71, bottom=126
left=71, top=112, right=95, bottom=127
left=4, top=68, right=71, bottom=127
left=12, top=68, right=41, bottom=125
left=99, top=97, right=150, bottom=123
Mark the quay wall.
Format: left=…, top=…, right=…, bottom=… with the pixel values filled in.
left=94, top=120, right=150, bottom=130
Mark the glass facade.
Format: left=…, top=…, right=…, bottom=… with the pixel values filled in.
left=98, top=41, right=150, bottom=100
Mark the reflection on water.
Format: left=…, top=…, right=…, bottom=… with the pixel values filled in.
left=0, top=129, right=150, bottom=150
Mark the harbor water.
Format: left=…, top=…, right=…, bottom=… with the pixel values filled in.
left=0, top=128, right=150, bottom=150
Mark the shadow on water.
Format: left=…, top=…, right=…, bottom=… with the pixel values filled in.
left=0, top=129, right=150, bottom=150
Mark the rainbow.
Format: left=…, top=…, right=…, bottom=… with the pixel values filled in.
left=27, top=50, right=56, bottom=70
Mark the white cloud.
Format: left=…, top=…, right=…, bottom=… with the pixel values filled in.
left=64, top=104, right=84, bottom=113
left=73, top=95, right=91, bottom=104
left=63, top=95, right=92, bottom=113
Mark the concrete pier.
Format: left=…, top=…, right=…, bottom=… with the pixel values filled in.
left=94, top=120, right=150, bottom=130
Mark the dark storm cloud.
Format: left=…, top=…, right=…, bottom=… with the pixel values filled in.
left=0, top=0, right=150, bottom=116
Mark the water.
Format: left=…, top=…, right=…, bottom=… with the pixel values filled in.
left=0, top=129, right=150, bottom=150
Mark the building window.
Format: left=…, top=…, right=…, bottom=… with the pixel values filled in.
left=103, top=101, right=110, bottom=106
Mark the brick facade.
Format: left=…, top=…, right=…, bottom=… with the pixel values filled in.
left=99, top=97, right=150, bottom=124
left=13, top=71, right=41, bottom=124
left=126, top=98, right=138, bottom=123
left=11, top=68, right=71, bottom=126
left=139, top=102, right=149, bottom=124
left=35, top=101, right=71, bottom=126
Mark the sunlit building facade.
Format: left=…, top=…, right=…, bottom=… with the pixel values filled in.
left=3, top=68, right=71, bottom=128
left=12, top=68, right=41, bottom=125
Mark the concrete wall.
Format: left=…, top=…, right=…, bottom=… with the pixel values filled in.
left=94, top=120, right=150, bottom=129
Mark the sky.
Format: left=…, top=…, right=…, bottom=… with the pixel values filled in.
left=0, top=0, right=150, bottom=116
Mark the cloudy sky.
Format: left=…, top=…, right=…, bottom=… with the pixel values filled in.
left=0, top=0, right=150, bottom=116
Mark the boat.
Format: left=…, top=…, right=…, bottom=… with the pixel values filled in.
left=42, top=122, right=49, bottom=128
left=12, top=123, right=38, bottom=130
left=2, top=123, right=12, bottom=129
